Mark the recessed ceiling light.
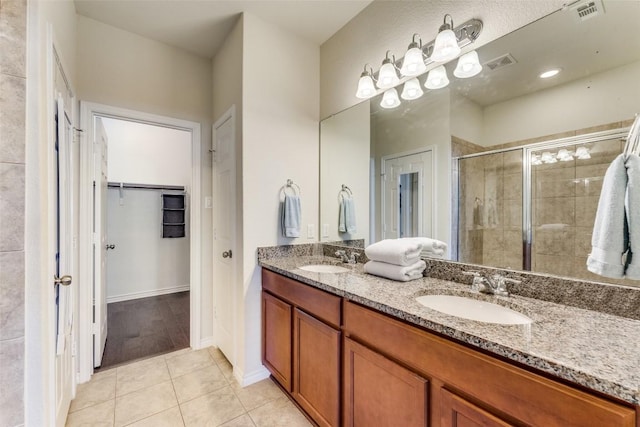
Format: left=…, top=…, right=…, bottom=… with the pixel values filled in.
left=539, top=69, right=561, bottom=79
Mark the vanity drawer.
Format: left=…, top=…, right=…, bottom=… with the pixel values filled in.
left=262, top=269, right=341, bottom=328
left=344, top=301, right=635, bottom=427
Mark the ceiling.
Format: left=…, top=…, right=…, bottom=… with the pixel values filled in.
left=74, top=0, right=373, bottom=58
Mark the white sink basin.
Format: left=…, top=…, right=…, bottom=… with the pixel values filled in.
left=415, top=295, right=532, bottom=325
left=298, top=264, right=350, bottom=273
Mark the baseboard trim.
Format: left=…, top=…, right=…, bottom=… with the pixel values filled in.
left=106, top=285, right=190, bottom=303
left=198, top=337, right=215, bottom=349
left=236, top=365, right=271, bottom=387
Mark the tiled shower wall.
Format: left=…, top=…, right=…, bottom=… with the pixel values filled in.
left=0, top=0, right=26, bottom=426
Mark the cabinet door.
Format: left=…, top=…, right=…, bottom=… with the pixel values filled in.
left=262, top=291, right=292, bottom=391
left=440, top=389, right=514, bottom=427
left=344, top=337, right=428, bottom=427
left=293, top=308, right=341, bottom=427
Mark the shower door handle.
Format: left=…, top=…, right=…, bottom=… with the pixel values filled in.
left=106, top=244, right=115, bottom=250
left=222, top=250, right=232, bottom=259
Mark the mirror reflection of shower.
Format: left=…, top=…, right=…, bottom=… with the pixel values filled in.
left=455, top=128, right=626, bottom=284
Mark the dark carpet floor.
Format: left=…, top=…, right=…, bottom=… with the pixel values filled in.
left=96, top=291, right=190, bottom=370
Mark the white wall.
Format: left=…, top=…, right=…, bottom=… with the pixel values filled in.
left=241, top=12, right=320, bottom=383
left=451, top=92, right=483, bottom=145
left=320, top=101, right=370, bottom=243
left=76, top=15, right=215, bottom=341
left=106, top=189, right=190, bottom=301
left=482, top=60, right=640, bottom=146
left=103, top=118, right=191, bottom=187
left=320, top=0, right=565, bottom=118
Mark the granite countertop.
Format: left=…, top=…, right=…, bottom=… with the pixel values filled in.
left=259, top=255, right=640, bottom=406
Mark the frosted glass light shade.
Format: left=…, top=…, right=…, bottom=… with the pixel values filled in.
left=377, top=62, right=400, bottom=89
left=454, top=50, right=482, bottom=78
left=401, top=78, right=424, bottom=100
left=431, top=29, right=460, bottom=62
left=380, top=88, right=401, bottom=109
left=576, top=146, right=591, bottom=159
left=424, top=65, right=449, bottom=89
left=557, top=148, right=574, bottom=161
left=400, top=47, right=427, bottom=77
left=541, top=152, right=557, bottom=164
left=356, top=74, right=376, bottom=99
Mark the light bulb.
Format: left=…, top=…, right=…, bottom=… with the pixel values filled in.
left=355, top=73, right=376, bottom=99
left=380, top=88, right=401, bottom=109
left=424, top=65, right=449, bottom=90
left=377, top=56, right=400, bottom=89
left=400, top=46, right=427, bottom=77
left=453, top=50, right=482, bottom=78
left=431, top=28, right=460, bottom=62
left=401, top=78, right=424, bottom=100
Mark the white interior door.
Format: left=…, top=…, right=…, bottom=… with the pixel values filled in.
left=54, top=95, right=74, bottom=426
left=382, top=150, right=433, bottom=239
left=93, top=117, right=109, bottom=367
left=213, top=109, right=236, bottom=364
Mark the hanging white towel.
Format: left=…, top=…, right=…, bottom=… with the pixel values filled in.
left=365, top=239, right=422, bottom=266
left=624, top=154, right=640, bottom=279
left=339, top=196, right=357, bottom=234
left=282, top=194, right=301, bottom=238
left=364, top=259, right=426, bottom=282
left=587, top=154, right=628, bottom=278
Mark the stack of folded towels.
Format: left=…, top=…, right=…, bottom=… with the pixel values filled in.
left=406, top=237, right=448, bottom=259
left=364, top=239, right=427, bottom=282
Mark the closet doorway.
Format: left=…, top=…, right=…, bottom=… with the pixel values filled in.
left=78, top=103, right=202, bottom=380
left=100, top=118, right=191, bottom=369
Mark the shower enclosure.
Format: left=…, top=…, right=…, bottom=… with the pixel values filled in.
left=454, top=128, right=627, bottom=283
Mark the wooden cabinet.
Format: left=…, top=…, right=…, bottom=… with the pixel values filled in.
left=262, top=269, right=341, bottom=427
left=440, top=389, right=514, bottom=427
left=261, top=269, right=637, bottom=427
left=343, top=337, right=428, bottom=427
left=262, top=291, right=292, bottom=391
left=294, top=308, right=341, bottom=427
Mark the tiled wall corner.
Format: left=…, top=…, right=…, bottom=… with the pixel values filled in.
left=0, top=0, right=26, bottom=426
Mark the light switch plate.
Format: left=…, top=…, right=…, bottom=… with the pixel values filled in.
left=322, top=224, right=329, bottom=238
left=307, top=224, right=315, bottom=239
left=205, top=196, right=212, bottom=209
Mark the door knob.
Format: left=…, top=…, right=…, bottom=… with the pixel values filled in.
left=54, top=275, right=72, bottom=287
left=222, top=250, right=232, bottom=259
left=106, top=244, right=115, bottom=250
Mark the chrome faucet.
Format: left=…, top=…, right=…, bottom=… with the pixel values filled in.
left=335, top=250, right=349, bottom=263
left=462, top=271, right=521, bottom=297
left=335, top=250, right=360, bottom=264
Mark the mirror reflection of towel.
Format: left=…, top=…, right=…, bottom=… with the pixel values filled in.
left=339, top=196, right=356, bottom=234
left=282, top=194, right=301, bottom=238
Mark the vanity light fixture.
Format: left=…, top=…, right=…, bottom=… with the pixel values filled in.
left=377, top=51, right=400, bottom=89
left=557, top=148, right=574, bottom=161
left=540, top=151, right=557, bottom=163
left=454, top=50, right=483, bottom=78
left=400, top=34, right=427, bottom=77
left=424, top=65, right=449, bottom=90
left=431, top=14, right=461, bottom=63
left=530, top=154, right=543, bottom=165
left=380, top=88, right=401, bottom=109
left=575, top=146, right=591, bottom=159
left=401, top=77, right=424, bottom=100
left=539, top=68, right=561, bottom=79
left=355, top=64, right=377, bottom=99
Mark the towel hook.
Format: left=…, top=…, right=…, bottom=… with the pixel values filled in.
left=338, top=184, right=353, bottom=202
left=280, top=179, right=300, bottom=200
left=623, top=113, right=640, bottom=159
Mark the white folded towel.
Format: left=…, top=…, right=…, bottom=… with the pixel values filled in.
left=282, top=194, right=301, bottom=238
left=624, top=154, right=640, bottom=279
left=364, top=260, right=426, bottom=282
left=365, top=239, right=422, bottom=266
left=403, top=237, right=447, bottom=257
left=587, top=154, right=627, bottom=278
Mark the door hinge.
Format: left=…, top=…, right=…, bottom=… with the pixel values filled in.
left=91, top=323, right=98, bottom=334
left=213, top=307, right=217, bottom=320
left=92, top=232, right=98, bottom=245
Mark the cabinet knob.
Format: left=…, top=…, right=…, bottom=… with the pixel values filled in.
left=106, top=244, right=115, bottom=250
left=54, top=275, right=72, bottom=287
left=222, top=250, right=232, bottom=259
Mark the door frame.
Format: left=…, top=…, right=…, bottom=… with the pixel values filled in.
left=211, top=105, right=237, bottom=366
left=380, top=146, right=436, bottom=240
left=77, top=102, right=202, bottom=382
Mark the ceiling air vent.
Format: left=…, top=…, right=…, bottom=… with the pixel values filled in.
left=483, top=54, right=517, bottom=72
left=570, top=0, right=604, bottom=22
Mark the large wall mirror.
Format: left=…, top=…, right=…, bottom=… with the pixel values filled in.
left=319, top=1, right=640, bottom=287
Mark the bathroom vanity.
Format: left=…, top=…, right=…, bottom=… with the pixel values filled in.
left=259, top=254, right=640, bottom=427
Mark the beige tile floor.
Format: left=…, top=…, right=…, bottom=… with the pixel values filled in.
left=66, top=347, right=313, bottom=427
